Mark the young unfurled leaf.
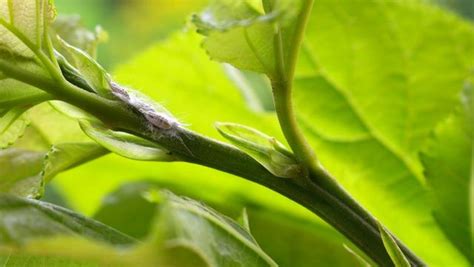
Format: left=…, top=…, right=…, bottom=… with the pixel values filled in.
left=216, top=122, right=303, bottom=178
left=80, top=121, right=175, bottom=162
left=52, top=15, right=108, bottom=59
left=421, top=86, right=473, bottom=263
left=193, top=0, right=302, bottom=77
left=0, top=107, right=29, bottom=148
left=56, top=37, right=111, bottom=97
left=379, top=224, right=411, bottom=267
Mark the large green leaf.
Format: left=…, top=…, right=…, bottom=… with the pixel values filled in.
left=0, top=191, right=276, bottom=267
left=0, top=0, right=55, bottom=74
left=421, top=87, right=473, bottom=263
left=193, top=0, right=301, bottom=77
left=292, top=0, right=474, bottom=265
left=93, top=181, right=359, bottom=267
left=0, top=103, right=108, bottom=198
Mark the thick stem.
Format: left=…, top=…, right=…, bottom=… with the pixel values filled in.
left=1, top=58, right=424, bottom=265
left=139, top=128, right=423, bottom=266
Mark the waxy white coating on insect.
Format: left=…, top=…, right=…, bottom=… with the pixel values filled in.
left=110, top=82, right=193, bottom=156
left=110, top=82, right=181, bottom=131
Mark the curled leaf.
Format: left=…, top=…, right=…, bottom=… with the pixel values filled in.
left=56, top=37, right=111, bottom=97
left=80, top=121, right=175, bottom=162
left=216, top=122, right=303, bottom=178
left=52, top=15, right=108, bottom=59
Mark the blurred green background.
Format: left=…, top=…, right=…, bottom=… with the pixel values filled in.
left=54, top=0, right=472, bottom=69
left=51, top=0, right=474, bottom=67
left=55, top=0, right=207, bottom=68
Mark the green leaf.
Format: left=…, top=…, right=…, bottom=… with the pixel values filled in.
left=93, top=182, right=159, bottom=240
left=379, top=224, right=411, bottom=267
left=0, top=194, right=134, bottom=246
left=0, top=0, right=56, bottom=72
left=0, top=0, right=55, bottom=54
left=223, top=66, right=275, bottom=112
left=1, top=102, right=109, bottom=198
left=51, top=15, right=108, bottom=59
left=216, top=122, right=303, bottom=178
left=421, top=86, right=473, bottom=262
left=0, top=79, right=51, bottom=110
left=0, top=149, right=44, bottom=198
left=0, top=107, right=29, bottom=148
left=0, top=191, right=277, bottom=267
left=56, top=37, right=111, bottom=96
left=42, top=142, right=108, bottom=182
left=291, top=0, right=473, bottom=265
left=79, top=121, right=174, bottom=162
left=0, top=142, right=106, bottom=199
left=154, top=191, right=278, bottom=267
left=92, top=181, right=361, bottom=267
left=193, top=0, right=301, bottom=77
left=27, top=103, right=93, bottom=144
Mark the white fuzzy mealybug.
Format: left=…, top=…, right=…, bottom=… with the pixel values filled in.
left=111, top=82, right=180, bottom=130
left=110, top=82, right=193, bottom=156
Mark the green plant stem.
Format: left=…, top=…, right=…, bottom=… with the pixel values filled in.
left=1, top=56, right=425, bottom=265
left=0, top=12, right=424, bottom=264
left=141, top=128, right=423, bottom=267
left=0, top=59, right=139, bottom=131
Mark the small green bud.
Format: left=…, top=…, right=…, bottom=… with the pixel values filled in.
left=216, top=122, right=303, bottom=178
